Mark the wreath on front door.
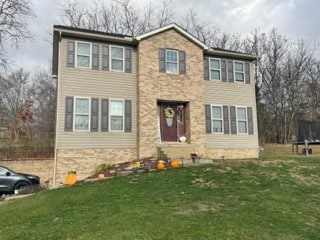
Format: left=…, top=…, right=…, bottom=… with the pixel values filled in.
left=164, top=107, right=175, bottom=118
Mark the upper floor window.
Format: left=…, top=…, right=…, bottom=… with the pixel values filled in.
left=234, top=61, right=244, bottom=82
left=209, top=58, right=221, bottom=80
left=110, top=99, right=124, bottom=132
left=74, top=97, right=90, bottom=131
left=159, top=48, right=186, bottom=74
left=211, top=105, right=223, bottom=133
left=166, top=49, right=178, bottom=74
left=76, top=42, right=91, bottom=68
left=66, top=41, right=131, bottom=73
left=204, top=58, right=250, bottom=84
left=237, top=106, right=247, bottom=133
left=111, top=46, right=124, bottom=71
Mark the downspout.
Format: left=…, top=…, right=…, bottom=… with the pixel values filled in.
left=53, top=74, right=58, bottom=188
left=52, top=30, right=61, bottom=188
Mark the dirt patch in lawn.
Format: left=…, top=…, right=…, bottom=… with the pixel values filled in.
left=174, top=201, right=224, bottom=215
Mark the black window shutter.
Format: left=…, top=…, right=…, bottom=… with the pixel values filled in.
left=102, top=45, right=109, bottom=71
left=204, top=57, right=209, bottom=80
left=205, top=104, right=211, bottom=133
left=230, top=106, right=237, bottom=134
left=67, top=41, right=75, bottom=67
left=52, top=31, right=59, bottom=76
left=227, top=60, right=234, bottom=83
left=91, top=98, right=99, bottom=132
left=221, top=60, right=227, bottom=82
left=124, top=100, right=132, bottom=132
left=92, top=44, right=99, bottom=70
left=245, top=62, right=250, bottom=84
left=247, top=107, right=254, bottom=134
left=101, top=98, right=109, bottom=132
left=159, top=48, right=165, bottom=72
left=223, top=106, right=229, bottom=134
left=179, top=50, right=186, bottom=74
left=125, top=48, right=132, bottom=73
left=65, top=96, right=74, bottom=131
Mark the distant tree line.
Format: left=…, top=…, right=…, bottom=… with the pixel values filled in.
left=1, top=0, right=320, bottom=145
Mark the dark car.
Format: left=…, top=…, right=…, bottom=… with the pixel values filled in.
left=0, top=166, right=40, bottom=194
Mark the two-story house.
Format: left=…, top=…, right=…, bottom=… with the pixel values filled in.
left=52, top=23, right=259, bottom=185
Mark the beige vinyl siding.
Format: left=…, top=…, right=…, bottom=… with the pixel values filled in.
left=205, top=62, right=258, bottom=149
left=56, top=38, right=137, bottom=149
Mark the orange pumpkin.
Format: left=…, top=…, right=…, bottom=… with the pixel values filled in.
left=64, top=173, right=77, bottom=185
left=156, top=161, right=165, bottom=170
left=170, top=160, right=180, bottom=168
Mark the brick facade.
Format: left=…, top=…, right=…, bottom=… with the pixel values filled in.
left=137, top=29, right=206, bottom=158
left=205, top=148, right=259, bottom=159
left=55, top=148, right=137, bottom=185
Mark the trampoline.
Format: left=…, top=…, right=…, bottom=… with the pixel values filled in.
left=292, top=119, right=320, bottom=154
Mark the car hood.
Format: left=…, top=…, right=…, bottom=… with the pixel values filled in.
left=16, top=172, right=40, bottom=179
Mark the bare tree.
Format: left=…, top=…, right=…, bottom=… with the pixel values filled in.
left=247, top=28, right=316, bottom=143
left=257, top=29, right=287, bottom=143
left=0, top=68, right=30, bottom=128
left=60, top=0, right=174, bottom=35
left=280, top=40, right=314, bottom=142
left=7, top=97, right=36, bottom=140
left=306, top=60, right=320, bottom=119
left=180, top=10, right=220, bottom=47
left=0, top=0, right=35, bottom=71
left=30, top=67, right=56, bottom=138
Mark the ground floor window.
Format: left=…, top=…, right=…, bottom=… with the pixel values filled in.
left=211, top=105, right=223, bottom=133
left=74, top=97, right=90, bottom=131
left=110, top=99, right=124, bottom=131
left=237, top=106, right=247, bottom=133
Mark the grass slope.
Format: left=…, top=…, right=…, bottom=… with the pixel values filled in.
left=0, top=145, right=320, bottom=239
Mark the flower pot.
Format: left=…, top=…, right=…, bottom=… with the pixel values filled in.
left=97, top=173, right=105, bottom=180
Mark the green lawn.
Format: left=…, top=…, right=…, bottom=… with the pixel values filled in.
left=0, top=144, right=320, bottom=239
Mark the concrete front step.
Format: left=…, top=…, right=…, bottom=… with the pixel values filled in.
left=157, top=143, right=198, bottom=160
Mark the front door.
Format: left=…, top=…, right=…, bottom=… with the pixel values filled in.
left=159, top=103, right=186, bottom=142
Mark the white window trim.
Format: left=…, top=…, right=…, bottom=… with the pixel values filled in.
left=211, top=104, right=224, bottom=134
left=209, top=58, right=221, bottom=81
left=236, top=106, right=248, bottom=135
left=234, top=61, right=245, bottom=83
left=75, top=41, right=92, bottom=68
left=110, top=46, right=125, bottom=72
left=73, top=96, right=91, bottom=132
left=109, top=98, right=125, bottom=132
left=165, top=49, right=179, bottom=74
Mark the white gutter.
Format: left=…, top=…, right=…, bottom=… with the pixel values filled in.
left=52, top=31, right=61, bottom=188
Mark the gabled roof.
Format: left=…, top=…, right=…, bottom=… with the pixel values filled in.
left=53, top=23, right=257, bottom=61
left=136, top=23, right=209, bottom=50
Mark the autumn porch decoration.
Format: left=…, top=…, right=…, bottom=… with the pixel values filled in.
left=170, top=159, right=180, bottom=168
left=164, top=106, right=175, bottom=127
left=64, top=171, right=77, bottom=185
left=156, top=160, right=166, bottom=170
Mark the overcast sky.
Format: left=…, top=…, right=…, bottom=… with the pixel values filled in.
left=8, top=0, right=320, bottom=73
